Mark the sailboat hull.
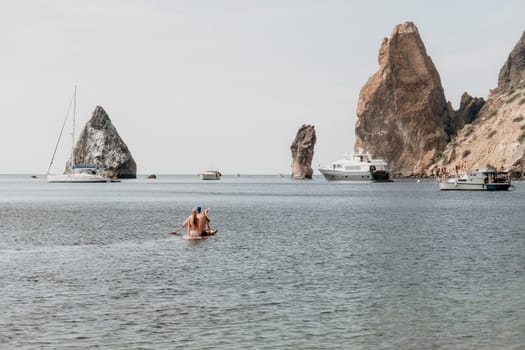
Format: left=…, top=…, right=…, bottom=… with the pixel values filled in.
left=47, top=174, right=110, bottom=183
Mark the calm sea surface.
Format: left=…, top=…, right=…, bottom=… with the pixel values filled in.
left=1, top=175, right=524, bottom=349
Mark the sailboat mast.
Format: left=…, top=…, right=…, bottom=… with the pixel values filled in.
left=47, top=88, right=74, bottom=175
left=71, top=85, right=77, bottom=172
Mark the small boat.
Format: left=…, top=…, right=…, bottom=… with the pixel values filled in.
left=46, top=86, right=111, bottom=183
left=200, top=168, right=222, bottom=180
left=438, top=166, right=511, bottom=191
left=318, top=152, right=392, bottom=182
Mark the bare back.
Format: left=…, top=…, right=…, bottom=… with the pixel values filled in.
left=197, top=213, right=208, bottom=233
left=185, top=212, right=199, bottom=236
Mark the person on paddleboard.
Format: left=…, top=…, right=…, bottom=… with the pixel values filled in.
left=170, top=208, right=200, bottom=237
left=198, top=208, right=217, bottom=236
left=171, top=206, right=217, bottom=236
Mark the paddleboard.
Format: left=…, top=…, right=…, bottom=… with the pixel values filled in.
left=184, top=235, right=206, bottom=240
left=183, top=229, right=218, bottom=240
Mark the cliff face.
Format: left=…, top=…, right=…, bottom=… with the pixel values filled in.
left=66, top=106, right=137, bottom=178
left=354, top=21, right=454, bottom=176
left=433, top=89, right=525, bottom=175
left=498, top=31, right=525, bottom=92
left=455, top=92, right=485, bottom=129
left=291, top=124, right=316, bottom=179
left=433, top=31, right=525, bottom=176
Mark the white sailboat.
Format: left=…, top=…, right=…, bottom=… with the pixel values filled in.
left=47, top=86, right=110, bottom=183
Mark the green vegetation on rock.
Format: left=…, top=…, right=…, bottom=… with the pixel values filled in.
left=519, top=132, right=525, bottom=144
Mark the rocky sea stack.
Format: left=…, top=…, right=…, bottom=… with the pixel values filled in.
left=290, top=124, right=316, bottom=179
left=354, top=21, right=454, bottom=176
left=66, top=106, right=137, bottom=179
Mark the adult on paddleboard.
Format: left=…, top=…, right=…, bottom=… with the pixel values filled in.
left=170, top=207, right=201, bottom=237
left=185, top=209, right=201, bottom=238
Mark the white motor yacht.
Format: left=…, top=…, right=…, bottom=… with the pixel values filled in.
left=200, top=168, right=222, bottom=180
left=318, top=153, right=391, bottom=182
left=438, top=166, right=511, bottom=191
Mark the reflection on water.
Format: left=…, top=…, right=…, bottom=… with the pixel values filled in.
left=1, top=176, right=524, bottom=349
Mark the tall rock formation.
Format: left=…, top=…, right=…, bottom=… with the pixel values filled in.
left=291, top=124, right=316, bottom=179
left=354, top=21, right=454, bottom=176
left=455, top=92, right=485, bottom=129
left=66, top=106, right=137, bottom=178
left=498, top=31, right=525, bottom=92
left=433, top=31, right=525, bottom=176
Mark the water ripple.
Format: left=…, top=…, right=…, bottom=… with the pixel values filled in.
left=1, top=177, right=524, bottom=348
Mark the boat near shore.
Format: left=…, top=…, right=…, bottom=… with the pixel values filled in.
left=438, top=166, right=511, bottom=191
left=318, top=153, right=392, bottom=182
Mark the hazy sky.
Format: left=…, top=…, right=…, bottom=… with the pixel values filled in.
left=1, top=0, right=524, bottom=174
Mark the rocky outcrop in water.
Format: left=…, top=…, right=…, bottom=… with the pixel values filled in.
left=354, top=21, right=454, bottom=176
left=291, top=124, right=316, bottom=179
left=66, top=106, right=137, bottom=178
left=432, top=31, right=525, bottom=177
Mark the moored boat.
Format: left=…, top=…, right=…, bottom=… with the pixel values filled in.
left=47, top=174, right=110, bottom=183
left=318, top=153, right=392, bottom=182
left=200, top=168, right=222, bottom=180
left=48, top=164, right=111, bottom=183
left=47, top=86, right=112, bottom=184
left=438, top=166, right=511, bottom=191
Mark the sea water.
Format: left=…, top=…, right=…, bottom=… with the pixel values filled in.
left=1, top=175, right=524, bottom=349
